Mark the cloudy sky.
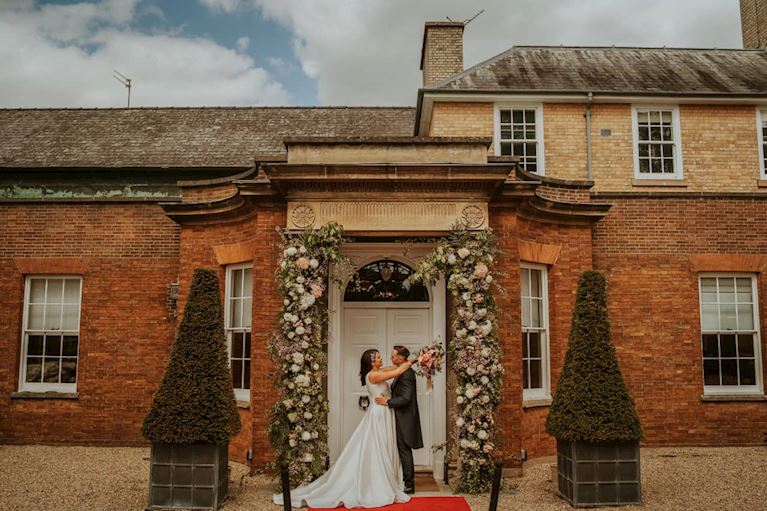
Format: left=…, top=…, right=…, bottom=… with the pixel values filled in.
left=0, top=0, right=745, bottom=108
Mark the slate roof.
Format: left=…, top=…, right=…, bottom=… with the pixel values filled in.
left=429, top=46, right=767, bottom=96
left=0, top=107, right=416, bottom=169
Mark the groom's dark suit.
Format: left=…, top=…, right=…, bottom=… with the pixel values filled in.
left=387, top=366, right=423, bottom=491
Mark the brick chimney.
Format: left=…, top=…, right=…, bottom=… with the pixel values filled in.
left=741, top=0, right=767, bottom=48
left=420, top=21, right=464, bottom=87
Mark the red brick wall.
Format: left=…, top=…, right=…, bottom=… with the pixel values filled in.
left=515, top=218, right=595, bottom=459
left=176, top=206, right=286, bottom=468
left=592, top=197, right=767, bottom=446
left=0, top=203, right=179, bottom=445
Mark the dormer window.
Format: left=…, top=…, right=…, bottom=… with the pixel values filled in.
left=494, top=104, right=545, bottom=174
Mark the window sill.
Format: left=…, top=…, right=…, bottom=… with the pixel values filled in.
left=632, top=178, right=688, bottom=187
left=236, top=400, right=250, bottom=409
left=757, top=179, right=767, bottom=188
left=522, top=398, right=552, bottom=409
left=11, top=391, right=78, bottom=400
left=700, top=394, right=767, bottom=403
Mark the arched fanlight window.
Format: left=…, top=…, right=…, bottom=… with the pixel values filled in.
left=344, top=260, right=429, bottom=302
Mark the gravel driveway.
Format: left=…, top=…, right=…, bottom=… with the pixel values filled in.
left=0, top=445, right=765, bottom=510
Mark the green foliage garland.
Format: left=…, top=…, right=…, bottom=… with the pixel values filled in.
left=142, top=268, right=241, bottom=444
left=546, top=270, right=643, bottom=442
left=267, top=222, right=351, bottom=486
left=409, top=225, right=504, bottom=494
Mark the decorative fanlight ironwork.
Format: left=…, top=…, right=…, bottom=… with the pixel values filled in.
left=344, top=260, right=429, bottom=302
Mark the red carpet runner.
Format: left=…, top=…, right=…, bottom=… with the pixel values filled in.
left=309, top=496, right=471, bottom=511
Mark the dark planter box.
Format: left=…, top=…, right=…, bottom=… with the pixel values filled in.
left=556, top=439, right=641, bottom=507
left=148, top=442, right=229, bottom=510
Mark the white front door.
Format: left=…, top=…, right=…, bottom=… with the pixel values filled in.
left=341, top=305, right=432, bottom=467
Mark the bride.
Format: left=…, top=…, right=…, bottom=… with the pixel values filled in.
left=273, top=348, right=413, bottom=509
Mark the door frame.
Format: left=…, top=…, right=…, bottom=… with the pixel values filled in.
left=328, top=243, right=447, bottom=479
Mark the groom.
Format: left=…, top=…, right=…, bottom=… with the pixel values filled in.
left=375, top=345, right=423, bottom=494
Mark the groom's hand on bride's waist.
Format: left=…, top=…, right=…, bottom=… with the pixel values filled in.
left=374, top=394, right=389, bottom=406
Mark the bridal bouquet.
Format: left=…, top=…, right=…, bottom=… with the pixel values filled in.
left=412, top=340, right=445, bottom=392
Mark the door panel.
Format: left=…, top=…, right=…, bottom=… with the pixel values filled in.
left=387, top=308, right=432, bottom=467
left=341, top=309, right=387, bottom=447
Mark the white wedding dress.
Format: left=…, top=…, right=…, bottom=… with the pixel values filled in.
left=273, top=372, right=410, bottom=509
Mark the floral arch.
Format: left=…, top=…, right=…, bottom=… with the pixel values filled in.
left=268, top=223, right=503, bottom=493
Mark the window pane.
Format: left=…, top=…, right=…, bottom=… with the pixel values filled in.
left=64, top=279, right=80, bottom=303
left=529, top=360, right=542, bottom=389
left=700, top=278, right=717, bottom=295
left=500, top=142, right=511, bottom=156
left=61, top=358, right=77, bottom=383
left=513, top=110, right=523, bottom=123
left=242, top=298, right=252, bottom=328
left=719, top=303, right=737, bottom=331
left=739, top=360, right=756, bottom=385
left=737, top=334, right=754, bottom=357
left=501, top=128, right=511, bottom=139
left=30, top=280, right=46, bottom=303
left=528, top=332, right=541, bottom=358
left=27, top=304, right=44, bottom=330
left=62, top=335, right=78, bottom=357
left=231, top=360, right=243, bottom=389
left=243, top=360, right=251, bottom=389
left=500, top=110, right=511, bottom=123
left=45, top=335, right=62, bottom=356
left=720, top=335, right=736, bottom=357
left=530, top=270, right=541, bottom=297
left=736, top=303, right=754, bottom=330
left=521, top=269, right=530, bottom=297
left=44, top=304, right=62, bottom=330
left=522, top=332, right=529, bottom=358
left=703, top=360, right=720, bottom=385
left=47, top=279, right=64, bottom=303
left=702, top=334, right=719, bottom=357
left=525, top=110, right=535, bottom=123
left=701, top=303, right=718, bottom=330
left=521, top=298, right=530, bottom=328
left=637, top=112, right=648, bottom=123
left=720, top=360, right=738, bottom=385
left=232, top=269, right=243, bottom=297
left=25, top=357, right=42, bottom=382
left=718, top=277, right=735, bottom=295
left=28, top=335, right=44, bottom=356
left=531, top=298, right=541, bottom=328
left=232, top=332, right=243, bottom=358
left=62, top=304, right=80, bottom=330
left=638, top=127, right=649, bottom=140
left=43, top=360, right=60, bottom=383
left=231, top=298, right=242, bottom=328
left=639, top=158, right=649, bottom=173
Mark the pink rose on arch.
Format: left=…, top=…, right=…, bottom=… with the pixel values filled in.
left=473, top=263, right=489, bottom=279
left=310, top=283, right=324, bottom=298
left=297, top=257, right=310, bottom=270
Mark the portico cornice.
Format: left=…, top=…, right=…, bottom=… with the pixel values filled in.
left=160, top=160, right=612, bottom=227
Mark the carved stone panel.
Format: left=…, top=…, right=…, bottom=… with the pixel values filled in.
left=286, top=201, right=488, bottom=232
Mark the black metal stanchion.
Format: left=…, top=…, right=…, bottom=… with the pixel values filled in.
left=488, top=460, right=503, bottom=511
left=280, top=462, right=292, bottom=511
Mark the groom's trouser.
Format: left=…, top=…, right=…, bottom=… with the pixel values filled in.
left=397, top=435, right=414, bottom=488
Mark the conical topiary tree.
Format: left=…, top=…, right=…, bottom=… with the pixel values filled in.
left=546, top=270, right=642, bottom=443
left=142, top=268, right=241, bottom=444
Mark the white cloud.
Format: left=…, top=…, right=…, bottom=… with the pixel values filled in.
left=247, top=0, right=743, bottom=105
left=198, top=0, right=242, bottom=14
left=236, top=36, right=250, bottom=53
left=0, top=0, right=288, bottom=107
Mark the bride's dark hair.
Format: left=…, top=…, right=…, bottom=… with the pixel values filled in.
left=359, top=349, right=379, bottom=386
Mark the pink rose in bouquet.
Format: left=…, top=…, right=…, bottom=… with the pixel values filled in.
left=412, top=340, right=445, bottom=392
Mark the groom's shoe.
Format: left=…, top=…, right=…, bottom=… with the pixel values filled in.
left=404, top=484, right=415, bottom=495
